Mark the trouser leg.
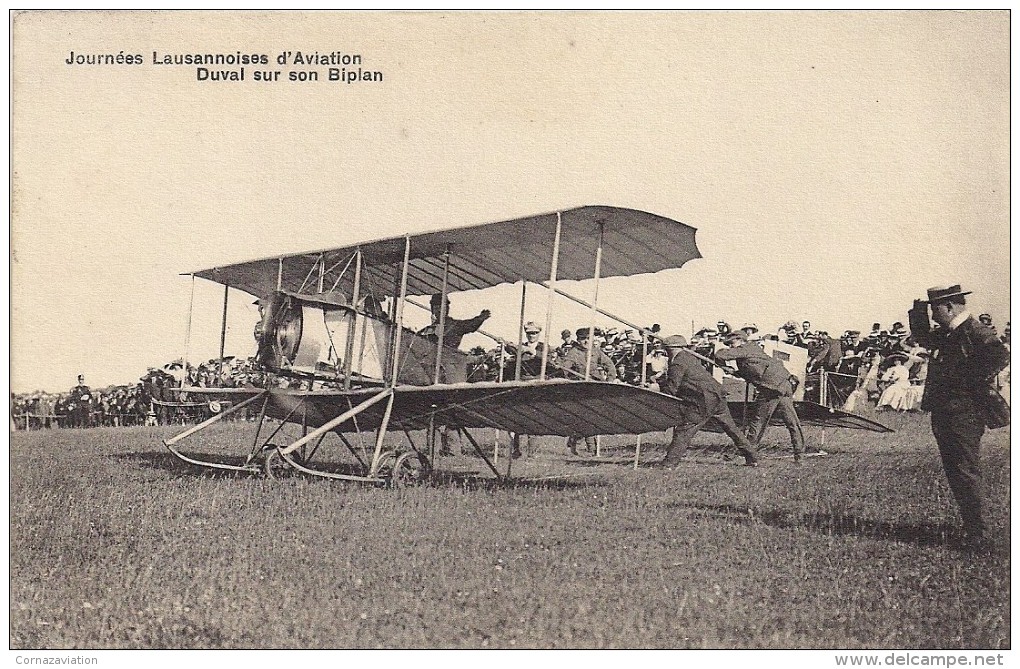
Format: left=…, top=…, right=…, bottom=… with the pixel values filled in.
left=710, top=405, right=757, bottom=461
left=932, top=410, right=986, bottom=536
left=567, top=435, right=595, bottom=454
left=774, top=396, right=805, bottom=455
left=747, top=394, right=779, bottom=446
left=663, top=420, right=706, bottom=464
left=439, top=425, right=460, bottom=455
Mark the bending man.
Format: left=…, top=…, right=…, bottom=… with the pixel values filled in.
left=715, top=330, right=806, bottom=460
left=658, top=335, right=758, bottom=467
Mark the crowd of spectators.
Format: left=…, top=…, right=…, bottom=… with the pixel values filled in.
left=470, top=314, right=1010, bottom=414
left=13, top=383, right=150, bottom=430
left=12, top=313, right=1010, bottom=430
left=11, top=356, right=278, bottom=431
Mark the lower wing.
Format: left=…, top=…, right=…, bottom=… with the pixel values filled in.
left=263, top=380, right=686, bottom=437
left=720, top=400, right=892, bottom=433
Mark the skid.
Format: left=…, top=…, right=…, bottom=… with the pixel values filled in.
left=162, top=391, right=268, bottom=474
left=162, top=387, right=416, bottom=484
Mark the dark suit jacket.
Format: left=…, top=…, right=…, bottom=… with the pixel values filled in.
left=715, top=343, right=793, bottom=394
left=908, top=307, right=1010, bottom=414
left=659, top=349, right=726, bottom=424
left=559, top=343, right=618, bottom=381
left=419, top=313, right=489, bottom=350
left=808, top=336, right=843, bottom=371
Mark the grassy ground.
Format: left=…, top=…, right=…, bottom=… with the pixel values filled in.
left=9, top=410, right=1010, bottom=649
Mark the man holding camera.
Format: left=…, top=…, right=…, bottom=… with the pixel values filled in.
left=908, top=284, right=1010, bottom=548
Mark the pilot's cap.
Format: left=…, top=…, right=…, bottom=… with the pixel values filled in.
left=524, top=321, right=541, bottom=334
left=725, top=330, right=749, bottom=344
left=660, top=334, right=688, bottom=348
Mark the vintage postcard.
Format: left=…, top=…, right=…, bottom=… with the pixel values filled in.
left=10, top=10, right=1010, bottom=659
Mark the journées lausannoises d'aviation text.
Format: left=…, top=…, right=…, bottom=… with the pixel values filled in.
left=64, top=50, right=383, bottom=84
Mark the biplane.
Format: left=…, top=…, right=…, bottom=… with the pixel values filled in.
left=163, top=205, right=890, bottom=485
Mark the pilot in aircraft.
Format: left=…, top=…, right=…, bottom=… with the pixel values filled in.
left=419, top=293, right=491, bottom=350
left=417, top=294, right=490, bottom=455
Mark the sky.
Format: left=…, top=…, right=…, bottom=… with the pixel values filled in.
left=11, top=11, right=1011, bottom=393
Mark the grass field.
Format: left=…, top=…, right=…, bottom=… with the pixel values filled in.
left=9, top=410, right=1010, bottom=649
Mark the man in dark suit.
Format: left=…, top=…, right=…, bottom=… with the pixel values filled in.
left=69, top=374, right=93, bottom=429
left=517, top=321, right=546, bottom=379
left=715, top=330, right=806, bottom=460
left=807, top=331, right=843, bottom=373
left=908, top=284, right=1010, bottom=547
left=658, top=335, right=758, bottom=467
left=561, top=328, right=617, bottom=455
left=423, top=293, right=490, bottom=351
left=416, top=294, right=490, bottom=456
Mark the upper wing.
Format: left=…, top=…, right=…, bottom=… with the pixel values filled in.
left=263, top=380, right=687, bottom=437
left=186, top=206, right=701, bottom=299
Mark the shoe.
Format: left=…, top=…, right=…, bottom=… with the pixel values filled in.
left=568, top=447, right=579, bottom=456
left=803, top=446, right=827, bottom=456
left=743, top=457, right=758, bottom=467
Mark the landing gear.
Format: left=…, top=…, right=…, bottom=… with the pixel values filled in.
left=374, top=450, right=431, bottom=488
left=261, top=445, right=303, bottom=480
left=390, top=451, right=431, bottom=488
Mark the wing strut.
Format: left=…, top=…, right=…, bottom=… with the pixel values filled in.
left=458, top=427, right=504, bottom=481
left=163, top=390, right=269, bottom=473
left=279, top=388, right=393, bottom=456
left=584, top=221, right=605, bottom=381
left=540, top=212, right=562, bottom=380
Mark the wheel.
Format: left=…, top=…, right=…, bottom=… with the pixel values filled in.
left=373, top=450, right=398, bottom=481
left=390, top=451, right=430, bottom=488
left=262, top=445, right=302, bottom=480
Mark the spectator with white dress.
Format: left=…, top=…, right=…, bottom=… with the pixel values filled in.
left=877, top=354, right=912, bottom=410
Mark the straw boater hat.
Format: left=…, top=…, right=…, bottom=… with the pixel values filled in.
left=922, top=284, right=972, bottom=304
